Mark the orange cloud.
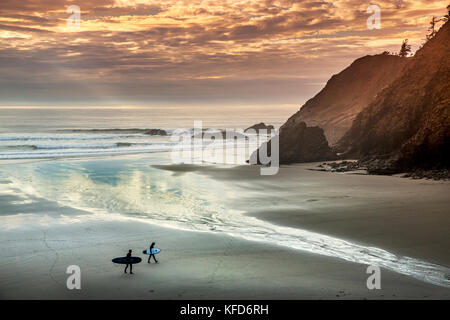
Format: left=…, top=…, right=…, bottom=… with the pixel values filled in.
left=0, top=0, right=448, bottom=105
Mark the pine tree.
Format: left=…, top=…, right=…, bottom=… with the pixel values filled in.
left=426, top=17, right=438, bottom=41
left=398, top=39, right=411, bottom=57
left=444, top=4, right=450, bottom=21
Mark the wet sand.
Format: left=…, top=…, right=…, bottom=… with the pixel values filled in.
left=1, top=218, right=450, bottom=300
left=0, top=162, right=449, bottom=299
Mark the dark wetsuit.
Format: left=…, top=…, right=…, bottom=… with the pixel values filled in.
left=124, top=252, right=133, bottom=274
left=148, top=243, right=158, bottom=263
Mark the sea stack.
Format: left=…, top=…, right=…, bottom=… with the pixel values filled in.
left=250, top=120, right=337, bottom=164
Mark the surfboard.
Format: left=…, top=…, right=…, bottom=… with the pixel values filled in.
left=112, top=257, right=142, bottom=265
left=142, top=248, right=161, bottom=255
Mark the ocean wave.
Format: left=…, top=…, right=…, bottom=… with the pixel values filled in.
left=31, top=143, right=118, bottom=150
left=0, top=134, right=147, bottom=142
left=0, top=147, right=172, bottom=160
left=57, top=128, right=169, bottom=135
left=0, top=141, right=178, bottom=150
left=29, top=142, right=176, bottom=150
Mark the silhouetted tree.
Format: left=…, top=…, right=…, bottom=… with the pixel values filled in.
left=426, top=17, right=438, bottom=41
left=398, top=39, right=411, bottom=57
left=418, top=5, right=449, bottom=47
left=422, top=6, right=449, bottom=45
left=444, top=4, right=450, bottom=21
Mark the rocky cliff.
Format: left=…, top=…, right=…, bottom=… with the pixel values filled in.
left=339, top=21, right=450, bottom=172
left=290, top=54, right=408, bottom=145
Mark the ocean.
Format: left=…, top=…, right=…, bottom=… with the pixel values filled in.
left=0, top=105, right=296, bottom=160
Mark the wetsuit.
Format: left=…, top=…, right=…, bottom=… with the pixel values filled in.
left=148, top=244, right=158, bottom=263
left=124, top=252, right=133, bottom=274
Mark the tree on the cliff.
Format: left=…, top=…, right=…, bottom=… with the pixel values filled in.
left=398, top=39, right=411, bottom=57
left=426, top=17, right=438, bottom=41
left=421, top=6, right=449, bottom=46
left=444, top=4, right=450, bottom=21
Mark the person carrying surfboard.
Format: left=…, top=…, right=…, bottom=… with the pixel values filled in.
left=124, top=249, right=134, bottom=274
left=148, top=242, right=158, bottom=264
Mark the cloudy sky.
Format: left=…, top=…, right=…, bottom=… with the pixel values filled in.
left=0, top=0, right=448, bottom=106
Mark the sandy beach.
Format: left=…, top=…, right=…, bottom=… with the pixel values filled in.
left=1, top=161, right=449, bottom=300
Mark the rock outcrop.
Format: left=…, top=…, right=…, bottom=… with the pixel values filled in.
left=245, top=122, right=274, bottom=133
left=251, top=120, right=337, bottom=164
left=250, top=22, right=449, bottom=172
left=288, top=54, right=408, bottom=145
left=338, top=21, right=450, bottom=172
left=145, top=129, right=167, bottom=136
left=250, top=54, right=407, bottom=165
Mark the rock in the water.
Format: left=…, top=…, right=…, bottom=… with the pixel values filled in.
left=145, top=129, right=167, bottom=136
left=245, top=122, right=274, bottom=133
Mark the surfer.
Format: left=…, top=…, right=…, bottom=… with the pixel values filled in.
left=124, top=249, right=134, bottom=274
left=148, top=242, right=159, bottom=264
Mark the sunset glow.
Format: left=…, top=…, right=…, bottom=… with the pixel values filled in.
left=0, top=0, right=448, bottom=105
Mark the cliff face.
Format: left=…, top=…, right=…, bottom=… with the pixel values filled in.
left=339, top=21, right=450, bottom=171
left=251, top=54, right=407, bottom=166
left=291, top=54, right=408, bottom=145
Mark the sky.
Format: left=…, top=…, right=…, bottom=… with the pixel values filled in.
left=0, top=0, right=448, bottom=107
